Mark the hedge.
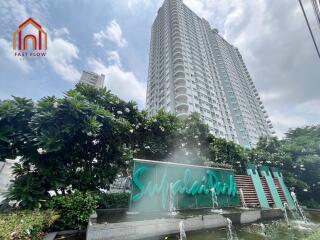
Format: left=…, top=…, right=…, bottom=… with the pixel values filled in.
left=48, top=191, right=98, bottom=230
left=97, top=192, right=130, bottom=209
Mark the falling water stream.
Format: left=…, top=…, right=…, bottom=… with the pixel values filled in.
left=210, top=187, right=223, bottom=213
left=226, top=218, right=238, bottom=240
left=283, top=203, right=290, bottom=225
left=291, top=191, right=308, bottom=222
left=260, top=223, right=266, bottom=236
left=179, top=220, right=187, bottom=240
left=239, top=188, right=247, bottom=209
left=168, top=183, right=178, bottom=216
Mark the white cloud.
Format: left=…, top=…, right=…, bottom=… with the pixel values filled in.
left=87, top=57, right=145, bottom=106
left=0, top=0, right=48, bottom=33
left=47, top=32, right=81, bottom=82
left=296, top=100, right=320, bottom=116
left=260, top=91, right=283, bottom=102
left=53, top=27, right=70, bottom=38
left=93, top=19, right=127, bottom=48
left=269, top=99, right=320, bottom=138
left=106, top=50, right=121, bottom=66
left=127, top=0, right=151, bottom=9
left=270, top=112, right=309, bottom=138
left=0, top=38, right=31, bottom=72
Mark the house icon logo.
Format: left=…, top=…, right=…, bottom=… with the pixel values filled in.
left=13, top=18, right=47, bottom=52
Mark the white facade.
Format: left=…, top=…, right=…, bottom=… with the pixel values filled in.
left=145, top=0, right=273, bottom=148
left=79, top=71, right=105, bottom=89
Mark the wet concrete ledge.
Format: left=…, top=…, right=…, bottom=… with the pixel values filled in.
left=86, top=208, right=283, bottom=240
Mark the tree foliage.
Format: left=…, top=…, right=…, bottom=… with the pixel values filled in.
left=207, top=136, right=247, bottom=173
left=1, top=84, right=137, bottom=208
left=249, top=126, right=320, bottom=207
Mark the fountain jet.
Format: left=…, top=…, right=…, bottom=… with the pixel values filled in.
left=179, top=220, right=187, bottom=240
left=210, top=187, right=223, bottom=213
left=291, top=191, right=308, bottom=223
left=226, top=218, right=238, bottom=240
left=239, top=188, right=248, bottom=209
left=168, top=183, right=178, bottom=216
left=283, top=202, right=290, bottom=225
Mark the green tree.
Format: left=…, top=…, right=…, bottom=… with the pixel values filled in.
left=0, top=97, right=34, bottom=161
left=1, top=84, right=139, bottom=208
left=249, top=127, right=320, bottom=207
left=132, top=110, right=180, bottom=161
left=282, top=126, right=320, bottom=207
left=208, top=136, right=246, bottom=173
left=173, top=113, right=211, bottom=165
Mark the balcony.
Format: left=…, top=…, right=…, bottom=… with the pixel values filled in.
left=171, top=23, right=180, bottom=30
left=175, top=102, right=189, bottom=112
left=176, top=111, right=189, bottom=117
left=171, top=19, right=179, bottom=26
left=173, top=58, right=184, bottom=66
left=171, top=31, right=181, bottom=40
left=175, top=93, right=188, bottom=103
left=172, top=41, right=182, bottom=49
left=172, top=52, right=183, bottom=60
left=171, top=35, right=181, bottom=44
left=171, top=27, right=180, bottom=36
left=174, top=78, right=186, bottom=85
left=173, top=71, right=185, bottom=79
left=174, top=85, right=187, bottom=93
left=172, top=47, right=183, bottom=56
left=174, top=65, right=184, bottom=73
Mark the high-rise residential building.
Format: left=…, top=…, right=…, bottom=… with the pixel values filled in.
left=145, top=0, right=273, bottom=148
left=79, top=71, right=105, bottom=89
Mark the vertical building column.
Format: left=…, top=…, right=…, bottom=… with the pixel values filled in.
left=259, top=166, right=283, bottom=209
left=246, top=164, right=269, bottom=208
left=271, top=167, right=296, bottom=210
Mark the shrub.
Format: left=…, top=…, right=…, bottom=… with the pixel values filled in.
left=0, top=210, right=58, bottom=240
left=304, top=229, right=320, bottom=240
left=48, top=192, right=98, bottom=230
left=97, top=192, right=130, bottom=209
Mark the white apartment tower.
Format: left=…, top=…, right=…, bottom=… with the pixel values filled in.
left=145, top=0, right=273, bottom=148
left=79, top=71, right=105, bottom=89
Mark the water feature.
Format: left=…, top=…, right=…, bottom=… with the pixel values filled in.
left=226, top=218, right=238, bottom=240
left=168, top=183, right=178, bottom=216
left=180, top=210, right=320, bottom=240
left=283, top=202, right=290, bottom=225
left=239, top=188, right=247, bottom=209
left=210, top=187, right=218, bottom=209
left=260, top=222, right=266, bottom=236
left=94, top=208, right=320, bottom=240
left=287, top=204, right=299, bottom=220
left=210, top=187, right=223, bottom=213
left=179, top=220, right=187, bottom=240
left=291, top=191, right=308, bottom=222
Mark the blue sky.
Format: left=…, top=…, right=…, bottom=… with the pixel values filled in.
left=0, top=0, right=319, bottom=137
